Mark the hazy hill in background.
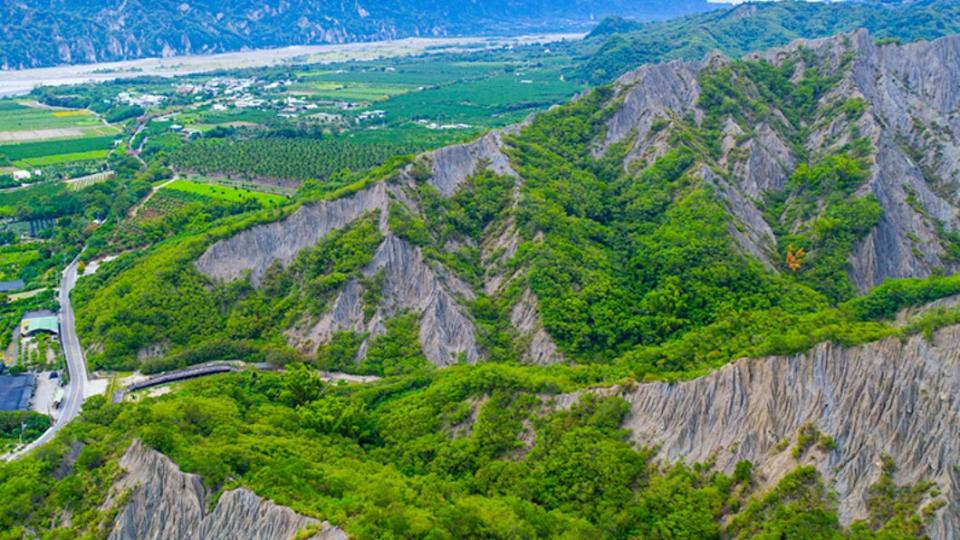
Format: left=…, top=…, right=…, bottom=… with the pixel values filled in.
left=0, top=0, right=716, bottom=70
left=575, top=0, right=960, bottom=83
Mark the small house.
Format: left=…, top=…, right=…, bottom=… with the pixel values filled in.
left=20, top=310, right=59, bottom=337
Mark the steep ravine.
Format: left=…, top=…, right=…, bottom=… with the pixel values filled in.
left=554, top=327, right=960, bottom=538
left=106, top=441, right=347, bottom=540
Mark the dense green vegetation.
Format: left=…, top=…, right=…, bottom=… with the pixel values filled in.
left=72, top=44, right=960, bottom=384
left=3, top=8, right=960, bottom=537
left=0, top=366, right=941, bottom=539
left=0, top=411, right=50, bottom=452
left=576, top=0, right=960, bottom=83
left=73, top=158, right=418, bottom=371
left=0, top=159, right=156, bottom=293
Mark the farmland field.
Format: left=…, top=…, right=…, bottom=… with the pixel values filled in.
left=167, top=52, right=580, bottom=181
left=15, top=149, right=110, bottom=167
left=0, top=102, right=101, bottom=132
left=291, top=82, right=419, bottom=101
left=0, top=135, right=117, bottom=160
left=182, top=174, right=298, bottom=196
left=170, top=137, right=418, bottom=181
left=163, top=179, right=288, bottom=206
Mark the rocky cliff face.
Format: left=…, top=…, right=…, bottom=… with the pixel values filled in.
left=106, top=441, right=346, bottom=540
left=605, top=30, right=960, bottom=292
left=196, top=183, right=391, bottom=286
left=427, top=129, right=519, bottom=197
left=553, top=326, right=960, bottom=539
left=195, top=112, right=570, bottom=368
left=286, top=233, right=481, bottom=366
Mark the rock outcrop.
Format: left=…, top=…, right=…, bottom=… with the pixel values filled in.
left=510, top=288, right=564, bottom=365
left=603, top=31, right=960, bottom=291
left=602, top=59, right=702, bottom=153
left=107, top=441, right=347, bottom=540
left=427, top=129, right=518, bottom=197
left=554, top=327, right=960, bottom=538
left=846, top=32, right=960, bottom=290
left=288, top=234, right=481, bottom=367
left=196, top=183, right=390, bottom=285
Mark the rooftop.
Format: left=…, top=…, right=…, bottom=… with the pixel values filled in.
left=0, top=280, right=24, bottom=293
left=0, top=373, right=35, bottom=411
left=21, top=311, right=59, bottom=336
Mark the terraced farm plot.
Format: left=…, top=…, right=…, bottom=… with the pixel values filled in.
left=163, top=179, right=287, bottom=206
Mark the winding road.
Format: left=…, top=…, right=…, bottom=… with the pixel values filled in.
left=6, top=257, right=88, bottom=460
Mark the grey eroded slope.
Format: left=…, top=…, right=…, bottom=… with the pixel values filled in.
left=555, top=327, right=960, bottom=538
left=287, top=234, right=481, bottom=366
left=427, top=129, right=518, bottom=197
left=604, top=31, right=960, bottom=289
left=106, top=440, right=346, bottom=540
left=195, top=183, right=390, bottom=285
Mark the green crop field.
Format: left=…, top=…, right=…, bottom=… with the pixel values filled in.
left=0, top=135, right=117, bottom=161
left=163, top=179, right=288, bottom=206
left=381, top=69, right=579, bottom=126
left=183, top=174, right=298, bottom=196
left=196, top=109, right=276, bottom=125
left=292, top=82, right=419, bottom=101
left=298, top=59, right=510, bottom=87
left=0, top=103, right=100, bottom=131
left=16, top=149, right=110, bottom=167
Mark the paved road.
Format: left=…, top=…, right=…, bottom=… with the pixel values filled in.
left=6, top=257, right=88, bottom=460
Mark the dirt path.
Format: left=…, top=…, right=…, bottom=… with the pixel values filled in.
left=129, top=178, right=176, bottom=218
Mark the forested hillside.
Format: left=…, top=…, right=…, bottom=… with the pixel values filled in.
left=3, top=18, right=960, bottom=540
left=575, top=0, right=960, bottom=83
left=73, top=31, right=960, bottom=381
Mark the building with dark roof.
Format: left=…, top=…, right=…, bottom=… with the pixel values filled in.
left=0, top=374, right=35, bottom=411
left=0, top=280, right=24, bottom=293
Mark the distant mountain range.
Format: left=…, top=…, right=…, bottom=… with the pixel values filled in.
left=575, top=0, right=960, bottom=83
left=0, top=0, right=717, bottom=70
